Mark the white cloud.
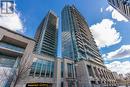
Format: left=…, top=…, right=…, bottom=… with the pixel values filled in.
left=106, top=5, right=128, bottom=22
left=90, top=19, right=122, bottom=48
left=105, top=61, right=130, bottom=75
left=103, top=45, right=130, bottom=60
left=0, top=2, right=24, bottom=33
left=100, top=8, right=103, bottom=13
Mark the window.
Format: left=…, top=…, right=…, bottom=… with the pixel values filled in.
left=67, top=63, right=74, bottom=78
left=29, top=62, right=36, bottom=76
left=61, top=82, right=64, bottom=87
left=41, top=61, right=46, bottom=77
left=50, top=62, right=54, bottom=77
left=29, top=58, right=54, bottom=78
left=0, top=54, right=16, bottom=68
left=68, top=81, right=74, bottom=87
left=46, top=61, right=51, bottom=77
left=0, top=54, right=17, bottom=87
left=35, top=60, right=42, bottom=77
left=87, top=65, right=94, bottom=77
left=61, top=62, right=64, bottom=78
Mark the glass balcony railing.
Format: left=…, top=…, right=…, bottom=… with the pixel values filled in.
left=0, top=42, right=24, bottom=53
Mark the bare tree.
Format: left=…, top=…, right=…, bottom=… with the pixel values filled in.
left=0, top=66, right=12, bottom=87
left=1, top=53, right=33, bottom=87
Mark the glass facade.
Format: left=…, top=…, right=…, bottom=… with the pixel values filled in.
left=34, top=11, right=58, bottom=56
left=29, top=58, right=54, bottom=78
left=62, top=5, right=103, bottom=63
left=62, top=6, right=76, bottom=59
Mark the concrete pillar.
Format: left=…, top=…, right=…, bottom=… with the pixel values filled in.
left=54, top=58, right=61, bottom=87
left=0, top=34, right=3, bottom=40
left=63, top=59, right=68, bottom=87
left=76, top=60, right=91, bottom=87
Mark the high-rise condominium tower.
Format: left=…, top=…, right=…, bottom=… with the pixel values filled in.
left=62, top=5, right=103, bottom=63
left=34, top=11, right=58, bottom=56
left=108, top=0, right=130, bottom=20
left=0, top=8, right=117, bottom=87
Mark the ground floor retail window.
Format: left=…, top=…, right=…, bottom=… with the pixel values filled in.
left=29, top=58, right=54, bottom=78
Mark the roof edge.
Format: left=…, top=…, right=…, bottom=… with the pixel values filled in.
left=0, top=26, right=35, bottom=41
